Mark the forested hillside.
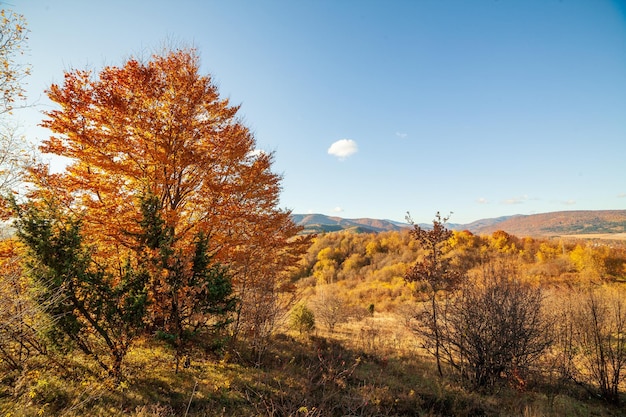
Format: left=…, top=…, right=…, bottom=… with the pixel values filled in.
left=5, top=218, right=626, bottom=415
left=292, top=226, right=626, bottom=314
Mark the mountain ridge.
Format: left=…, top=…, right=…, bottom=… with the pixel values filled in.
left=291, top=214, right=410, bottom=234
left=292, top=210, right=626, bottom=237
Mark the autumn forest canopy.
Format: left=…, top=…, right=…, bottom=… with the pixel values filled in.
left=1, top=12, right=626, bottom=417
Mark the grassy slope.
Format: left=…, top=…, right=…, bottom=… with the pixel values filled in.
left=3, top=231, right=626, bottom=416
left=2, top=321, right=624, bottom=417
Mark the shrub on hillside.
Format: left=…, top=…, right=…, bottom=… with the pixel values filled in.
left=442, top=260, right=551, bottom=387
left=290, top=303, right=315, bottom=335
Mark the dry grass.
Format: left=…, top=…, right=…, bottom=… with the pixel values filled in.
left=557, top=233, right=626, bottom=241
left=2, top=322, right=625, bottom=416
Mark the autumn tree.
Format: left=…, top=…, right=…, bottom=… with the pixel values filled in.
left=488, top=230, right=519, bottom=254
left=447, top=229, right=482, bottom=272
left=405, top=212, right=463, bottom=376
left=29, top=48, right=307, bottom=360
left=569, top=244, right=607, bottom=282
left=313, top=246, right=340, bottom=284
left=312, top=285, right=350, bottom=333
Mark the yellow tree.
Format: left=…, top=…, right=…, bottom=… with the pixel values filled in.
left=29, top=48, right=307, bottom=359
left=487, top=230, right=518, bottom=254
left=569, top=243, right=607, bottom=282
left=447, top=229, right=481, bottom=272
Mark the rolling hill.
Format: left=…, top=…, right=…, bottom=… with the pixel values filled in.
left=466, top=210, right=626, bottom=237
left=292, top=210, right=626, bottom=238
left=291, top=214, right=411, bottom=234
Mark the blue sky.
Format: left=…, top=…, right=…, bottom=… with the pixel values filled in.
left=13, top=0, right=626, bottom=224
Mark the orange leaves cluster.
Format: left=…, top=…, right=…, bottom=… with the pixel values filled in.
left=0, top=237, right=22, bottom=276
left=17, top=49, right=312, bottom=357
left=33, top=48, right=302, bottom=279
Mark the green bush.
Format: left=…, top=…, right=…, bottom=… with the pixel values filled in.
left=290, top=303, right=315, bottom=334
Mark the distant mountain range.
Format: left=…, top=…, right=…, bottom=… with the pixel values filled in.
left=292, top=210, right=626, bottom=238
left=291, top=214, right=410, bottom=234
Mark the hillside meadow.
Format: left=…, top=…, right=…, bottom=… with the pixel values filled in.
left=2, top=225, right=626, bottom=416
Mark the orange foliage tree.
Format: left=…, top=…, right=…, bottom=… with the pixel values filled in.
left=27, top=48, right=307, bottom=360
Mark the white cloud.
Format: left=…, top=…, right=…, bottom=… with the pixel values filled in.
left=395, top=132, right=408, bottom=139
left=476, top=197, right=488, bottom=204
left=332, top=206, right=344, bottom=213
left=618, top=193, right=626, bottom=198
left=503, top=195, right=529, bottom=205
left=561, top=199, right=576, bottom=205
left=328, top=139, right=358, bottom=160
